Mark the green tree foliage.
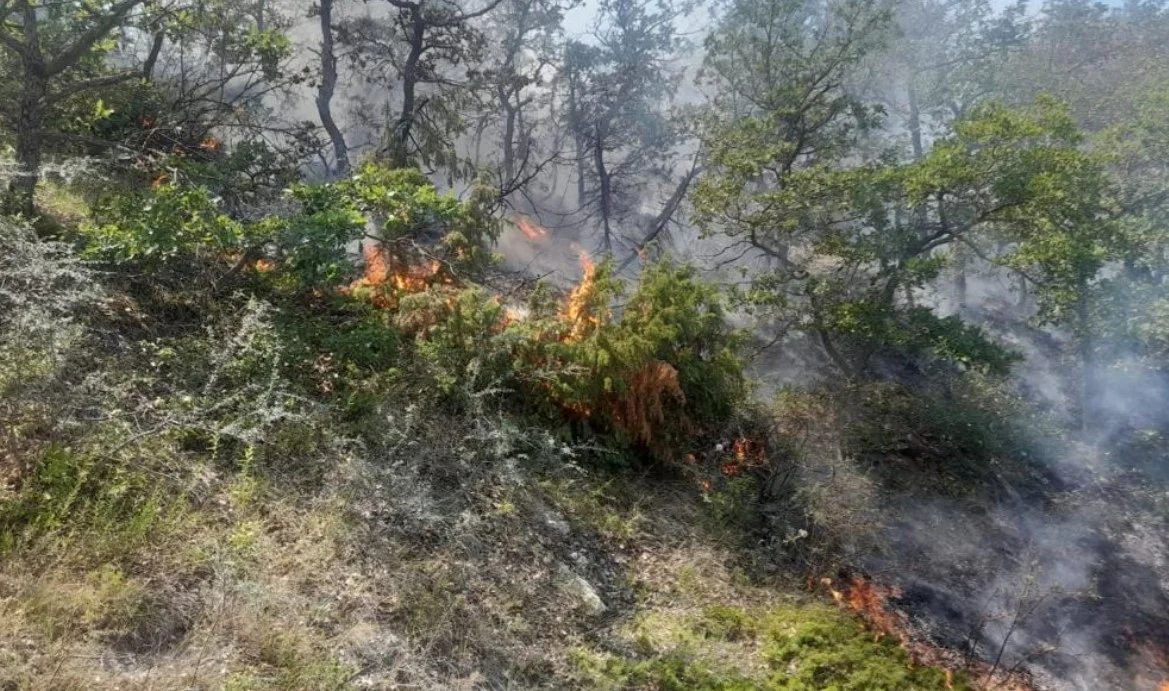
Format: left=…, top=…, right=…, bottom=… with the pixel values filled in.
left=697, top=0, right=891, bottom=230
left=84, top=183, right=252, bottom=268
left=339, top=0, right=504, bottom=175
left=0, top=0, right=146, bottom=215
left=0, top=0, right=301, bottom=219
left=562, top=0, right=689, bottom=252
left=698, top=86, right=1123, bottom=377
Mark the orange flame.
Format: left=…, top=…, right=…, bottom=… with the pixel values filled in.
left=819, top=576, right=1044, bottom=689
left=391, top=259, right=442, bottom=292
left=820, top=576, right=906, bottom=644
left=343, top=244, right=445, bottom=308
left=723, top=437, right=768, bottom=476
left=562, top=250, right=600, bottom=341
left=1159, top=683, right=1169, bottom=691
left=578, top=249, right=595, bottom=276
left=515, top=216, right=548, bottom=242
left=503, top=304, right=530, bottom=326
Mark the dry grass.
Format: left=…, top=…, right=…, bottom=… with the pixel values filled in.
left=0, top=384, right=815, bottom=690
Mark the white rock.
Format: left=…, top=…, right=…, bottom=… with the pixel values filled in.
left=556, top=565, right=606, bottom=616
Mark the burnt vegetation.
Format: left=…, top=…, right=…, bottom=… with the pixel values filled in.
left=1, top=0, right=1169, bottom=689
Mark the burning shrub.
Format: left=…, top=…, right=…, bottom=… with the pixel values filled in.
left=397, top=286, right=516, bottom=398
left=535, top=259, right=746, bottom=461
left=391, top=257, right=746, bottom=462
left=266, top=164, right=497, bottom=292
left=337, top=164, right=500, bottom=276
left=760, top=602, right=965, bottom=690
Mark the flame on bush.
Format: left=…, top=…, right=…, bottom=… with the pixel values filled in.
left=345, top=243, right=447, bottom=308
left=603, top=361, right=685, bottom=451
left=341, top=243, right=698, bottom=461
left=820, top=576, right=907, bottom=645
left=515, top=216, right=548, bottom=242
left=723, top=437, right=767, bottom=476
left=815, top=576, right=1045, bottom=690
left=562, top=250, right=601, bottom=342
left=1123, top=627, right=1169, bottom=691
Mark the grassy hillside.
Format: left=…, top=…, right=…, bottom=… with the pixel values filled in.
left=0, top=180, right=975, bottom=689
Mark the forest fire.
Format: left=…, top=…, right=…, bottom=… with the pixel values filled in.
left=562, top=250, right=600, bottom=341
left=342, top=243, right=447, bottom=307
left=392, top=259, right=443, bottom=292
left=817, top=576, right=1044, bottom=690
left=820, top=576, right=908, bottom=645
left=723, top=437, right=767, bottom=476
left=503, top=305, right=526, bottom=324
left=515, top=216, right=548, bottom=242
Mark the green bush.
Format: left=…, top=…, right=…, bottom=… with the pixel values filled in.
left=572, top=648, right=756, bottom=691
left=759, top=605, right=963, bottom=690
left=84, top=183, right=255, bottom=267
left=837, top=374, right=1055, bottom=492
left=825, top=300, right=1021, bottom=375
left=262, top=181, right=366, bottom=290
left=337, top=164, right=500, bottom=275
left=81, top=163, right=499, bottom=291
left=398, top=286, right=514, bottom=398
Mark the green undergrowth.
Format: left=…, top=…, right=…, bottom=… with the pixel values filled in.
left=573, top=601, right=967, bottom=690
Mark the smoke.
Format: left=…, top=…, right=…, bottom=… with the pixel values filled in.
left=874, top=460, right=1169, bottom=690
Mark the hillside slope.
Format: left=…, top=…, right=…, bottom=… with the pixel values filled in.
left=0, top=209, right=967, bottom=690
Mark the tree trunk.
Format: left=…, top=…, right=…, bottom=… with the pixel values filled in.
left=1075, top=287, right=1096, bottom=434
left=316, top=0, right=350, bottom=177
left=907, top=78, right=924, bottom=161
left=955, top=254, right=968, bottom=310
left=6, top=68, right=46, bottom=218
left=501, top=86, right=517, bottom=182
left=142, top=30, right=165, bottom=80
left=389, top=14, right=425, bottom=169
left=8, top=121, right=42, bottom=218
left=575, top=134, right=587, bottom=206
left=565, top=74, right=586, bottom=205
left=593, top=123, right=613, bottom=254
